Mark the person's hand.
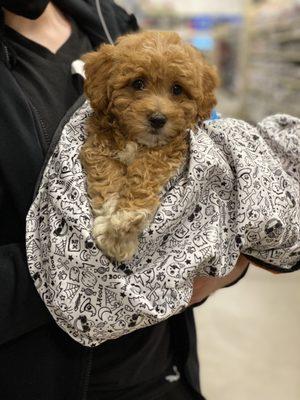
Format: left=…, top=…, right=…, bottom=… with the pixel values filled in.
left=189, top=255, right=250, bottom=306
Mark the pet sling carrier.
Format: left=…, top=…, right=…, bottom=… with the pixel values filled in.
left=26, top=100, right=300, bottom=346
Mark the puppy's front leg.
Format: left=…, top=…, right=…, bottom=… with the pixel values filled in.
left=81, top=147, right=126, bottom=254
left=95, top=175, right=156, bottom=262
left=105, top=147, right=184, bottom=261
left=104, top=166, right=161, bottom=261
left=97, top=207, right=151, bottom=261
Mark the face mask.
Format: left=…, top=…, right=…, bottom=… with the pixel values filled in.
left=1, top=1, right=50, bottom=20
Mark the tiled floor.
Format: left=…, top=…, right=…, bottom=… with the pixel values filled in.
left=194, top=266, right=300, bottom=400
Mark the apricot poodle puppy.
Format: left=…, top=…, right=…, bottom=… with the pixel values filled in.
left=80, top=31, right=218, bottom=262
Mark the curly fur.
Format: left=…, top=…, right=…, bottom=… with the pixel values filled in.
left=80, top=31, right=219, bottom=261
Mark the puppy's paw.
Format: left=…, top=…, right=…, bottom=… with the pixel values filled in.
left=110, top=209, right=150, bottom=235
left=92, top=214, right=111, bottom=250
left=93, top=216, right=133, bottom=262
left=101, top=231, right=139, bottom=262
left=92, top=196, right=119, bottom=250
left=93, top=209, right=151, bottom=261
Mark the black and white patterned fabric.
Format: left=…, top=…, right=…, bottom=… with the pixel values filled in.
left=26, top=101, right=300, bottom=346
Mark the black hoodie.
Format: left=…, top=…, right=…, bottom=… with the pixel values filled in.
left=0, top=2, right=203, bottom=399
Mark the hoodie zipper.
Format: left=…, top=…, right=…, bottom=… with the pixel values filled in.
left=30, top=102, right=51, bottom=149
left=3, top=43, right=10, bottom=65
left=81, top=349, right=93, bottom=400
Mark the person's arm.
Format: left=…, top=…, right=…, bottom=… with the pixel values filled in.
left=0, top=243, right=51, bottom=345
left=0, top=181, right=51, bottom=346
left=0, top=60, right=53, bottom=345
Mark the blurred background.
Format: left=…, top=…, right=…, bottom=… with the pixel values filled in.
left=115, top=1, right=300, bottom=399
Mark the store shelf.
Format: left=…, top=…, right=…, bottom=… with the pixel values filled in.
left=242, top=2, right=300, bottom=122
left=250, top=50, right=300, bottom=62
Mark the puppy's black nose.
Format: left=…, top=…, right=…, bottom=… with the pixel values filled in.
left=149, top=113, right=167, bottom=129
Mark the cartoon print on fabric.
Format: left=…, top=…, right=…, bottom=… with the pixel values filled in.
left=26, top=102, right=300, bottom=346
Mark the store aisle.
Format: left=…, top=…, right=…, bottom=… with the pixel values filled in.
left=195, top=266, right=300, bottom=400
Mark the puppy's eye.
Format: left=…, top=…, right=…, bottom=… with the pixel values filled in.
left=172, top=84, right=183, bottom=96
left=132, top=79, right=146, bottom=91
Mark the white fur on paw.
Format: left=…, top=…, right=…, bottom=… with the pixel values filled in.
left=110, top=209, right=150, bottom=233
left=92, top=196, right=118, bottom=249
left=93, top=215, right=110, bottom=237
left=93, top=209, right=151, bottom=261
left=93, top=220, right=139, bottom=261
left=103, top=233, right=138, bottom=262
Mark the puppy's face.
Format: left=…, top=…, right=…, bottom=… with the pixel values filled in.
left=83, top=31, right=219, bottom=147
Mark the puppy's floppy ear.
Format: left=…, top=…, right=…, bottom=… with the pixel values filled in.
left=191, top=49, right=220, bottom=121
left=201, top=63, right=219, bottom=118
left=81, top=44, right=115, bottom=115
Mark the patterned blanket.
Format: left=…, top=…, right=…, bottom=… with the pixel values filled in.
left=26, top=101, right=300, bottom=346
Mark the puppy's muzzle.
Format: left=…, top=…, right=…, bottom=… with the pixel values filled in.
left=148, top=113, right=167, bottom=131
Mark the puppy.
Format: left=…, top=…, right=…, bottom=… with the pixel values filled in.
left=80, top=31, right=218, bottom=262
